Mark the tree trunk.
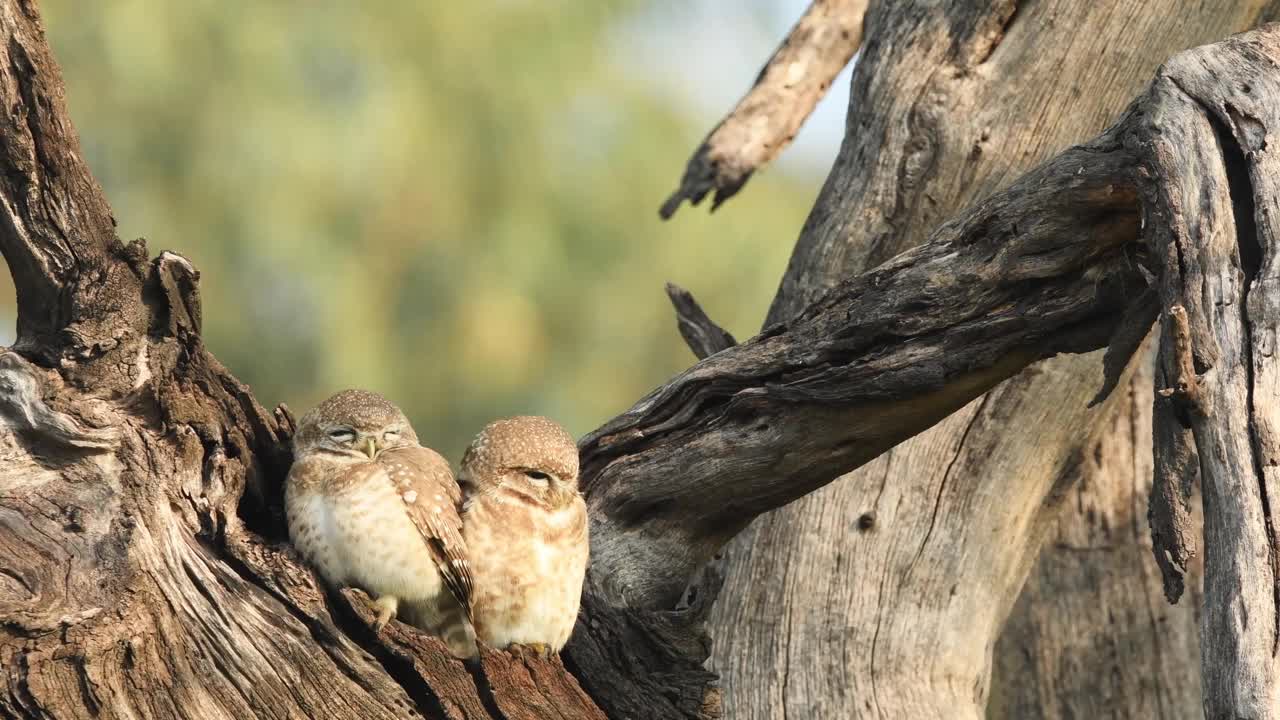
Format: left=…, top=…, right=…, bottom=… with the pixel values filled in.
left=4, top=0, right=1280, bottom=718
left=701, top=2, right=1271, bottom=719
left=988, top=346, right=1205, bottom=718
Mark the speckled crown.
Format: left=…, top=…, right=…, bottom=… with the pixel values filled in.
left=461, top=415, right=579, bottom=483
left=294, top=389, right=418, bottom=447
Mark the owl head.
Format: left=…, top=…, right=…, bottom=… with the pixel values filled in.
left=460, top=416, right=579, bottom=502
left=293, top=389, right=420, bottom=463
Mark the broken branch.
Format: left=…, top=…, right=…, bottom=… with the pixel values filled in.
left=665, top=283, right=737, bottom=359
left=659, top=0, right=867, bottom=218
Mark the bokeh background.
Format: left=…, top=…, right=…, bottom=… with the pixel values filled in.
left=1, top=0, right=848, bottom=461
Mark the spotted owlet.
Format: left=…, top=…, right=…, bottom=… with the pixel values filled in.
left=460, top=416, right=588, bottom=654
left=285, top=389, right=476, bottom=657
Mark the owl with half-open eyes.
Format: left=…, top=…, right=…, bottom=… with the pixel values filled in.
left=459, top=415, right=588, bottom=655
left=285, top=389, right=476, bottom=658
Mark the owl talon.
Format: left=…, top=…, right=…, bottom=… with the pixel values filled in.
left=526, top=643, right=553, bottom=658
left=373, top=595, right=399, bottom=632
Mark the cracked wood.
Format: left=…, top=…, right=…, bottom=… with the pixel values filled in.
left=704, top=3, right=1275, bottom=719
left=1142, top=30, right=1280, bottom=718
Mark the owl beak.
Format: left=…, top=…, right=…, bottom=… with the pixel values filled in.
left=364, top=437, right=378, bottom=460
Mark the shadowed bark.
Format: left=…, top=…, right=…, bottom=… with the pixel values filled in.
left=989, top=344, right=1204, bottom=719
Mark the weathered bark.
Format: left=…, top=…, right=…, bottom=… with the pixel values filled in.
left=1141, top=33, right=1280, bottom=715
left=660, top=0, right=867, bottom=217
left=664, top=283, right=737, bottom=361
left=0, top=3, right=609, bottom=717
left=4, top=0, right=1280, bottom=718
left=704, top=2, right=1272, bottom=719
left=587, top=138, right=1143, bottom=608
left=988, top=346, right=1205, bottom=719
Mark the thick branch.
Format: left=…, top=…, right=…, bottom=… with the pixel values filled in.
left=587, top=130, right=1150, bottom=607
left=1142, top=28, right=1280, bottom=717
left=659, top=0, right=866, bottom=218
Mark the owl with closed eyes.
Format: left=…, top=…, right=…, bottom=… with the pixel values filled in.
left=459, top=416, right=588, bottom=655
left=285, top=389, right=476, bottom=657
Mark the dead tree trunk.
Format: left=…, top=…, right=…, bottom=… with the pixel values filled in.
left=3, top=0, right=1280, bottom=718
left=688, top=2, right=1273, bottom=718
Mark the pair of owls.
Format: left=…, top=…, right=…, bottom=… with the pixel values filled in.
left=285, top=389, right=588, bottom=659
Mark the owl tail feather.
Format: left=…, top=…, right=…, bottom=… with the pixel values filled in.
left=444, top=622, right=478, bottom=660
left=402, top=603, right=478, bottom=660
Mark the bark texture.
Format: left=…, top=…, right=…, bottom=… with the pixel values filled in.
left=3, top=0, right=1280, bottom=718
left=705, top=2, right=1272, bottom=719
left=0, top=3, right=614, bottom=718
left=660, top=0, right=867, bottom=217
left=988, top=347, right=1205, bottom=719
left=1141, top=32, right=1280, bottom=715
left=588, top=137, right=1143, bottom=608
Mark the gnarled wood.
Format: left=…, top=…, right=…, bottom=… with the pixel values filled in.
left=0, top=3, right=609, bottom=718
left=588, top=136, right=1146, bottom=608
left=1142, top=31, right=1280, bottom=717
left=0, top=0, right=141, bottom=368
left=1151, top=321, right=1201, bottom=604
left=663, top=283, right=736, bottom=361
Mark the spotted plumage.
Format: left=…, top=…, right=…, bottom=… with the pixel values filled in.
left=285, top=389, right=475, bottom=657
left=460, top=416, right=588, bottom=654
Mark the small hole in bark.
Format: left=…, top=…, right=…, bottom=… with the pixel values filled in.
left=1192, top=354, right=1210, bottom=376
left=857, top=512, right=875, bottom=531
left=1242, top=83, right=1252, bottom=94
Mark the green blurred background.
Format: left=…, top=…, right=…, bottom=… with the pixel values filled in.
left=1, top=1, right=843, bottom=461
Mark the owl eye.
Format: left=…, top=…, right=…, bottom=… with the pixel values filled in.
left=328, top=428, right=356, bottom=443
left=523, top=470, right=551, bottom=482
left=383, top=429, right=401, bottom=442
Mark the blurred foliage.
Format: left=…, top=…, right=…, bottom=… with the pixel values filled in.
left=1, top=0, right=823, bottom=460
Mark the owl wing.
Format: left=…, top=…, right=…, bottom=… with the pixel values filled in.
left=375, top=446, right=473, bottom=617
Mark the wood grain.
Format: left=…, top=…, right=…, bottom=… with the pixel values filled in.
left=989, top=346, right=1204, bottom=719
